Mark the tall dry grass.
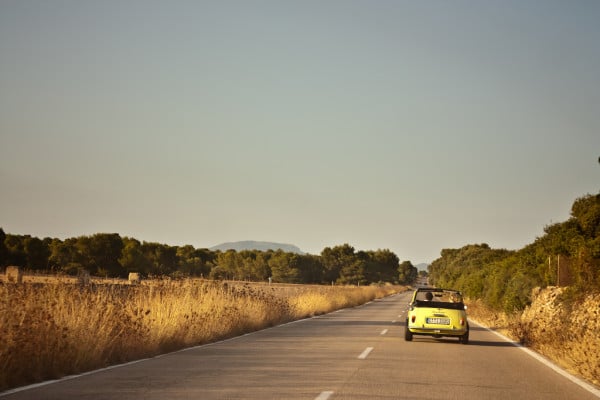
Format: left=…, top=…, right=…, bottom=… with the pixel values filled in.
left=0, top=280, right=402, bottom=391
left=465, top=294, right=600, bottom=386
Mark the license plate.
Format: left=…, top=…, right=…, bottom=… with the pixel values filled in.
left=426, top=317, right=450, bottom=325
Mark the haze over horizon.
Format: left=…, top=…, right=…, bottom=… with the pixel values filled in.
left=1, top=1, right=599, bottom=264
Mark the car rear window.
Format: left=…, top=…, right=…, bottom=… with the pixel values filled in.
left=413, top=290, right=465, bottom=310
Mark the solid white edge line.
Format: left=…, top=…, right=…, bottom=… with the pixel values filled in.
left=315, top=390, right=334, bottom=400
left=470, top=319, right=600, bottom=398
left=1, top=300, right=362, bottom=398
left=358, top=347, right=374, bottom=359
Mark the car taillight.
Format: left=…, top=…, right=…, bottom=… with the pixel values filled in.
left=411, top=315, right=416, bottom=323
left=460, top=318, right=465, bottom=326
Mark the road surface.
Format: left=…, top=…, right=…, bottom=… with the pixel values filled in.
left=2, top=291, right=598, bottom=399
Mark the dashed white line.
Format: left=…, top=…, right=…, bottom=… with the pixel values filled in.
left=315, top=391, right=334, bottom=400
left=380, top=329, right=388, bottom=335
left=358, top=347, right=374, bottom=359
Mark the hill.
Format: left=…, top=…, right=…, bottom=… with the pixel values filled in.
left=415, top=263, right=429, bottom=272
left=210, top=240, right=305, bottom=254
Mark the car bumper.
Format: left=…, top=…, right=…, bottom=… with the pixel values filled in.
left=408, top=326, right=468, bottom=336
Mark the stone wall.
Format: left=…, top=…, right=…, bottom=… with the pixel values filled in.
left=520, top=287, right=599, bottom=386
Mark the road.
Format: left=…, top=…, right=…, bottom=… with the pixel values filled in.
left=3, top=291, right=599, bottom=400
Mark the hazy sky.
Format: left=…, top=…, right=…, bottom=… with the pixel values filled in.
left=1, top=1, right=599, bottom=263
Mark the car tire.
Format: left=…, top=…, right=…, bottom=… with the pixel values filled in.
left=404, top=321, right=413, bottom=341
left=460, top=330, right=469, bottom=344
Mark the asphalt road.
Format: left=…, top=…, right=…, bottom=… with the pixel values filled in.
left=3, top=291, right=599, bottom=400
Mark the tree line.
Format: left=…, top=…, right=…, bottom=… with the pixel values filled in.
left=428, top=192, right=600, bottom=312
left=0, top=232, right=417, bottom=285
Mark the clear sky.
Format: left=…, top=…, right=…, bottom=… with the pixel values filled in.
left=1, top=1, right=599, bottom=264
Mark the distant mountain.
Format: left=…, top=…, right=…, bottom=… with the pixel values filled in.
left=415, top=263, right=429, bottom=272
left=210, top=240, right=305, bottom=254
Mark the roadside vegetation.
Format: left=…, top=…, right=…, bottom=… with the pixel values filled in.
left=0, top=230, right=414, bottom=392
left=0, top=278, right=403, bottom=391
left=429, top=192, right=599, bottom=312
left=0, top=231, right=418, bottom=286
left=428, top=192, right=600, bottom=385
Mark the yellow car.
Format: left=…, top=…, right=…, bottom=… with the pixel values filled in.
left=405, top=288, right=469, bottom=344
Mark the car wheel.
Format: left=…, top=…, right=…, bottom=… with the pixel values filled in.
left=460, top=330, right=469, bottom=344
left=404, top=321, right=413, bottom=341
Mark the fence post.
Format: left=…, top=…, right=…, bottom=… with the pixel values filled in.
left=6, top=266, right=23, bottom=283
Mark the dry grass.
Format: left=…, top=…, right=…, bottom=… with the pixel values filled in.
left=463, top=298, right=523, bottom=339
left=0, top=279, right=403, bottom=391
left=466, top=292, right=600, bottom=387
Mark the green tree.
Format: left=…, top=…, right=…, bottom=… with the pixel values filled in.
left=571, top=193, right=600, bottom=239
left=269, top=250, right=300, bottom=283
left=48, top=238, right=80, bottom=273
left=84, top=234, right=124, bottom=277
left=320, top=244, right=356, bottom=284
left=211, top=250, right=243, bottom=280
left=337, top=251, right=367, bottom=285
left=0, top=228, right=8, bottom=267
left=176, top=245, right=215, bottom=277
left=295, top=254, right=324, bottom=283
left=366, top=249, right=400, bottom=283
left=242, top=251, right=271, bottom=281
left=398, top=260, right=417, bottom=284
left=120, top=237, right=152, bottom=275
left=142, top=242, right=177, bottom=276
left=4, top=234, right=26, bottom=267
left=23, top=236, right=50, bottom=270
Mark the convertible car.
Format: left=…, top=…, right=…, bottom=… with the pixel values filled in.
left=405, top=288, right=469, bottom=344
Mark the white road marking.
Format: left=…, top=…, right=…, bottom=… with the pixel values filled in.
left=315, top=391, right=334, bottom=400
left=0, top=305, right=348, bottom=398
left=380, top=329, right=388, bottom=335
left=391, top=320, right=397, bottom=323
left=470, top=320, right=600, bottom=398
left=358, top=347, right=374, bottom=359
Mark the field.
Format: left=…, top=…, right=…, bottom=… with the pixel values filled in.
left=0, top=276, right=403, bottom=391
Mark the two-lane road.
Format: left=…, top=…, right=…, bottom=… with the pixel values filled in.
left=3, top=291, right=598, bottom=399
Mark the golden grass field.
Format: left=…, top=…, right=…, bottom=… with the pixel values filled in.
left=0, top=277, right=403, bottom=391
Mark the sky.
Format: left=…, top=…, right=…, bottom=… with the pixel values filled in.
left=1, top=1, right=599, bottom=264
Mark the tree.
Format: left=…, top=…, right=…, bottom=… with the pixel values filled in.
left=48, top=238, right=83, bottom=273
left=320, top=244, right=356, bottom=284
left=212, top=250, right=243, bottom=280
left=120, top=237, right=152, bottom=275
left=337, top=252, right=367, bottom=285
left=23, top=236, right=49, bottom=270
left=365, top=249, right=400, bottom=283
left=0, top=228, right=9, bottom=267
left=4, top=234, right=31, bottom=267
left=241, top=251, right=270, bottom=281
left=398, top=261, right=417, bottom=284
left=86, top=234, right=124, bottom=276
left=142, top=242, right=177, bottom=276
left=269, top=250, right=300, bottom=283
left=295, top=254, right=324, bottom=283
left=571, top=193, right=600, bottom=239
left=176, top=245, right=215, bottom=277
